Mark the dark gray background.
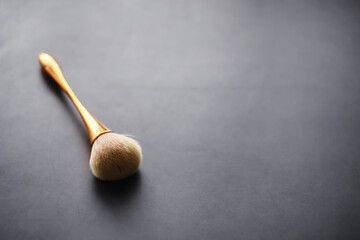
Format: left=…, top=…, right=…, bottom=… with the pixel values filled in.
left=1, top=0, right=360, bottom=239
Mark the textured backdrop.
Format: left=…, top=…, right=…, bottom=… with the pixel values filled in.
left=1, top=0, right=360, bottom=239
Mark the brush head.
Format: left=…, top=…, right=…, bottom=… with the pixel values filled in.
left=89, top=133, right=142, bottom=181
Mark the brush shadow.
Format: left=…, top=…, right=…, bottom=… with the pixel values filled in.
left=40, top=68, right=90, bottom=150
left=92, top=171, right=142, bottom=208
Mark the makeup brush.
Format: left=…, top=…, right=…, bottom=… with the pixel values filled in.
left=39, top=53, right=142, bottom=181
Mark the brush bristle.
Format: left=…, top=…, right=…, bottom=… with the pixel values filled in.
left=89, top=133, right=142, bottom=181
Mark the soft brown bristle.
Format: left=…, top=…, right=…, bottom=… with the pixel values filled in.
left=89, top=133, right=142, bottom=181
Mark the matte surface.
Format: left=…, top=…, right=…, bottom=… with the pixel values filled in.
left=1, top=1, right=360, bottom=239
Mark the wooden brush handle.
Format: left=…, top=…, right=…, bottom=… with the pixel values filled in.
left=39, top=53, right=112, bottom=144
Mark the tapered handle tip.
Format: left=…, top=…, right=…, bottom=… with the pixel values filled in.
left=38, top=52, right=54, bottom=68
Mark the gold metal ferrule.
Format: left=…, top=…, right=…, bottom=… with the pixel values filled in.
left=39, top=52, right=112, bottom=144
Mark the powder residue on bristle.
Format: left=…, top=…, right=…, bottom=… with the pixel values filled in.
left=89, top=133, right=142, bottom=181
